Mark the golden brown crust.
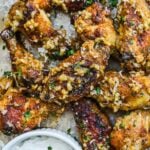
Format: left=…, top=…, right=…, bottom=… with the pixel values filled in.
left=91, top=71, right=150, bottom=112
left=75, top=2, right=116, bottom=47
left=40, top=40, right=110, bottom=103
left=0, top=88, right=49, bottom=134
left=111, top=110, right=150, bottom=150
left=1, top=29, right=44, bottom=85
left=117, top=0, right=150, bottom=72
left=72, top=99, right=111, bottom=150
left=7, top=1, right=55, bottom=43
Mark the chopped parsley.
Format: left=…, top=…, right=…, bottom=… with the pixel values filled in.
left=109, top=0, right=118, bottom=7
left=67, top=49, right=75, bottom=56
left=49, top=82, right=55, bottom=89
left=67, top=128, right=71, bottom=135
left=86, top=0, right=93, bottom=5
left=3, top=70, right=22, bottom=78
left=119, top=122, right=125, bottom=129
left=3, top=71, right=12, bottom=77
left=2, top=45, right=6, bottom=50
left=24, top=111, right=31, bottom=120
left=94, top=87, right=101, bottom=95
left=48, top=146, right=52, bottom=150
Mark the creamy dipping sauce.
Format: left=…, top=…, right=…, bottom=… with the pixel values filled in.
left=13, top=136, right=74, bottom=150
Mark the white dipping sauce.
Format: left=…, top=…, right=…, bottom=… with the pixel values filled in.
left=13, top=136, right=73, bottom=150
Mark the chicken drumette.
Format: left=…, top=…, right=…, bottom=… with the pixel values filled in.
left=117, top=0, right=150, bottom=72
left=111, top=110, right=150, bottom=150
left=1, top=29, right=44, bottom=94
left=71, top=99, right=111, bottom=150
left=74, top=2, right=117, bottom=47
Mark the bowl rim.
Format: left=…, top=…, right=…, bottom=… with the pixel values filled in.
left=3, top=129, right=82, bottom=150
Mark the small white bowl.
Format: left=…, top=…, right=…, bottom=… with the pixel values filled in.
left=3, top=129, right=82, bottom=150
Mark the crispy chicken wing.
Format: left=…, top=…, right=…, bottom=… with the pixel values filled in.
left=91, top=71, right=150, bottom=112
left=117, top=0, right=150, bottom=72
left=71, top=99, right=111, bottom=150
left=6, top=1, right=71, bottom=56
left=0, top=88, right=49, bottom=134
left=40, top=40, right=110, bottom=104
left=7, top=1, right=55, bottom=43
left=111, top=110, right=150, bottom=150
left=1, top=29, right=44, bottom=87
left=74, top=2, right=116, bottom=47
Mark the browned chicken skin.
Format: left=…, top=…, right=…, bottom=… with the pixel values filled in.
left=91, top=71, right=150, bottom=112
left=1, top=29, right=44, bottom=88
left=7, top=1, right=55, bottom=43
left=40, top=40, right=110, bottom=104
left=117, top=0, right=150, bottom=72
left=0, top=88, right=49, bottom=134
left=75, top=2, right=117, bottom=47
left=71, top=99, right=111, bottom=150
left=111, top=110, right=150, bottom=150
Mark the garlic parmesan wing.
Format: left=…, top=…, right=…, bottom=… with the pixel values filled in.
left=0, top=88, right=49, bottom=134
left=72, top=99, right=111, bottom=150
left=111, top=110, right=150, bottom=150
left=40, top=40, right=110, bottom=104
left=75, top=2, right=117, bottom=47
left=117, top=0, right=150, bottom=72
left=91, top=71, right=150, bottom=112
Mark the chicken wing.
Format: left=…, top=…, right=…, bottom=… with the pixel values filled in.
left=7, top=1, right=55, bottom=43
left=71, top=99, right=111, bottom=150
left=74, top=2, right=117, bottom=47
left=0, top=88, right=49, bottom=134
left=111, top=110, right=150, bottom=150
left=117, top=0, right=150, bottom=72
left=1, top=29, right=44, bottom=88
left=40, top=40, right=110, bottom=104
left=91, top=71, right=150, bottom=112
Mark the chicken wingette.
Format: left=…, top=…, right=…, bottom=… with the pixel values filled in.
left=0, top=88, right=49, bottom=134
left=111, top=110, right=150, bottom=150
left=40, top=40, right=110, bottom=104
left=91, top=71, right=150, bottom=112
left=74, top=2, right=117, bottom=47
left=117, top=0, right=150, bottom=72
left=71, top=99, right=111, bottom=150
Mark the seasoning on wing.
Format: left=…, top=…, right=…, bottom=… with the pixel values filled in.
left=7, top=1, right=55, bottom=42
left=1, top=29, right=44, bottom=87
left=40, top=40, right=110, bottom=103
left=0, top=88, right=49, bottom=134
left=111, top=110, right=150, bottom=150
left=0, top=77, right=13, bottom=97
left=74, top=2, right=116, bottom=47
left=91, top=71, right=150, bottom=112
left=71, top=99, right=111, bottom=150
left=117, top=0, right=150, bottom=72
